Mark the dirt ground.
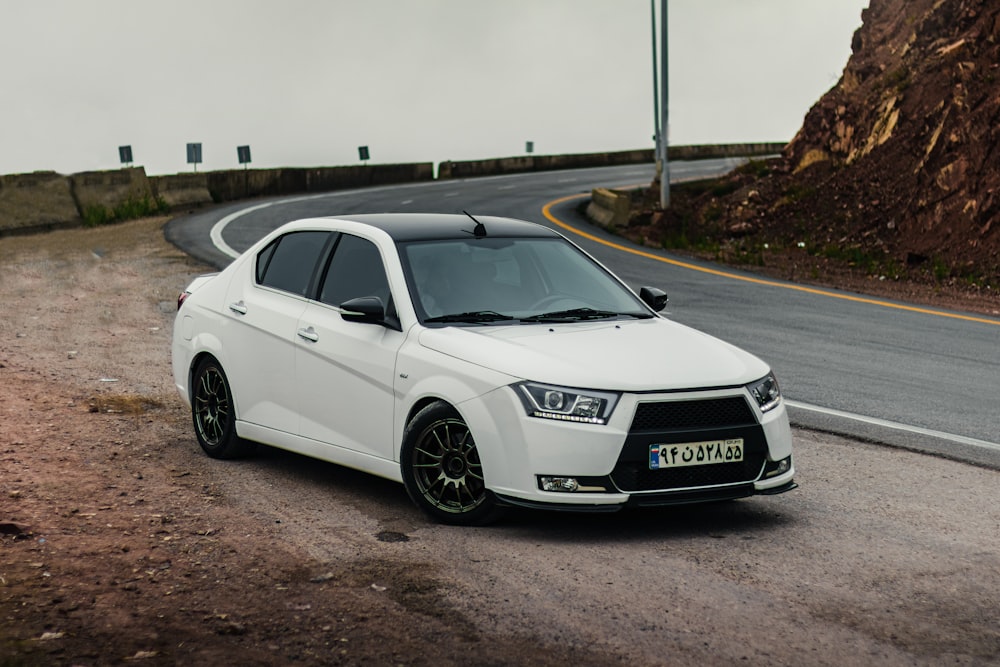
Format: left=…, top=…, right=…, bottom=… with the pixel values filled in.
left=0, top=218, right=605, bottom=666
left=1, top=216, right=998, bottom=666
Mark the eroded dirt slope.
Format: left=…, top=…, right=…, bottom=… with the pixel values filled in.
left=635, top=0, right=1000, bottom=306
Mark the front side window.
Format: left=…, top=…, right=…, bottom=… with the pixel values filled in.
left=319, top=234, right=392, bottom=309
left=256, top=231, right=331, bottom=297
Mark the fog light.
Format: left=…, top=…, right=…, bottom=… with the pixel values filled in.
left=764, top=456, right=791, bottom=478
left=539, top=476, right=579, bottom=493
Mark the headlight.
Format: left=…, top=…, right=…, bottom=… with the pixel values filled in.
left=514, top=382, right=620, bottom=425
left=746, top=373, right=781, bottom=413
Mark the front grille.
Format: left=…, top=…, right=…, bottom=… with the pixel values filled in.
left=610, top=456, right=765, bottom=492
left=629, top=396, right=755, bottom=432
left=615, top=395, right=765, bottom=493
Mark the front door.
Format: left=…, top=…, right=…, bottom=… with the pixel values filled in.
left=294, top=233, right=403, bottom=461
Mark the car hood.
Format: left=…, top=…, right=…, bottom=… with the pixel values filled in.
left=417, top=318, right=770, bottom=392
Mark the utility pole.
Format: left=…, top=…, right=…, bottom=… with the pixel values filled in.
left=660, top=0, right=670, bottom=209
left=650, top=0, right=661, bottom=176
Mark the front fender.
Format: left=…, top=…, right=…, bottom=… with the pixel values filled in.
left=394, top=343, right=516, bottom=462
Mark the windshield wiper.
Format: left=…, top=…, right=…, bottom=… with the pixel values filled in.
left=424, top=310, right=515, bottom=324
left=520, top=307, right=645, bottom=322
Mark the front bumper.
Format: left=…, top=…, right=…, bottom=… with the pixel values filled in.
left=463, top=385, right=796, bottom=510
left=496, top=478, right=798, bottom=513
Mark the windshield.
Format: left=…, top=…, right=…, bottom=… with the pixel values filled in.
left=400, top=237, right=651, bottom=324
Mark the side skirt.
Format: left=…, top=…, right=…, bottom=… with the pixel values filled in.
left=236, top=421, right=404, bottom=484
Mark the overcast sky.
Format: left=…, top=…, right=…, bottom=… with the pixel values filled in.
left=0, top=0, right=868, bottom=176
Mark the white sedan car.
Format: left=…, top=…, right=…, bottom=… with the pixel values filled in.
left=172, top=213, right=795, bottom=525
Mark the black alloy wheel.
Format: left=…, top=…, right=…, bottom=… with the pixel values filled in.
left=401, top=401, right=501, bottom=525
left=191, top=357, right=255, bottom=459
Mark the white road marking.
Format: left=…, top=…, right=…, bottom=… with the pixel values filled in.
left=211, top=202, right=273, bottom=259
left=210, top=190, right=397, bottom=259
left=401, top=199, right=413, bottom=205
left=785, top=400, right=1000, bottom=452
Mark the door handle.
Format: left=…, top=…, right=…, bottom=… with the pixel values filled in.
left=228, top=301, right=247, bottom=315
left=297, top=327, right=319, bottom=342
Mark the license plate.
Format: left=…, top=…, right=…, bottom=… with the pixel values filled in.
left=649, top=439, right=744, bottom=469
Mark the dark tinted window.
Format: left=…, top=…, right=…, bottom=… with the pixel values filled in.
left=319, top=234, right=391, bottom=308
left=256, top=240, right=277, bottom=283
left=257, top=231, right=330, bottom=296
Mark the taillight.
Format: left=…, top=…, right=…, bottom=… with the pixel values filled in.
left=177, top=291, right=192, bottom=310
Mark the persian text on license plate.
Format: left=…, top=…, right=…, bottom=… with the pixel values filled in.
left=649, top=439, right=744, bottom=469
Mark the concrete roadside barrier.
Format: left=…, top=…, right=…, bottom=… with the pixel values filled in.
left=70, top=167, right=155, bottom=219
left=667, top=142, right=784, bottom=160
left=437, top=144, right=785, bottom=180
left=0, top=171, right=80, bottom=234
left=586, top=187, right=633, bottom=231
left=206, top=163, right=434, bottom=202
left=149, top=173, right=213, bottom=208
left=0, top=146, right=782, bottom=234
left=370, top=162, right=434, bottom=185
left=206, top=169, right=283, bottom=202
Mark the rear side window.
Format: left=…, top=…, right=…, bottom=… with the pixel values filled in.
left=257, top=231, right=331, bottom=297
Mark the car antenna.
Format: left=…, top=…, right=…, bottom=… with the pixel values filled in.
left=463, top=210, right=487, bottom=238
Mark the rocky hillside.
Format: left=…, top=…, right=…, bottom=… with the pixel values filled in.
left=638, top=0, right=1000, bottom=292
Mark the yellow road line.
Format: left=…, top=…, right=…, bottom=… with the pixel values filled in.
left=542, top=192, right=1000, bottom=327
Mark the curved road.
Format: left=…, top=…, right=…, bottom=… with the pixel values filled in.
left=166, top=160, right=1000, bottom=468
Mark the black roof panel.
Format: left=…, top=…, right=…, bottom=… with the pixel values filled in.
left=325, top=213, right=562, bottom=242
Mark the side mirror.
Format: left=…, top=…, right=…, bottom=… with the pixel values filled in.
left=340, top=296, right=385, bottom=324
left=639, top=286, right=669, bottom=312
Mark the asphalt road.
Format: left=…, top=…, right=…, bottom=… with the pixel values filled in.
left=166, top=160, right=1000, bottom=468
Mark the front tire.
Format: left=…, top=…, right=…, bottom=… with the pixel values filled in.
left=191, top=357, right=255, bottom=459
left=401, top=401, right=502, bottom=526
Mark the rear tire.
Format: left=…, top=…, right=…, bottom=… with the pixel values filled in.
left=401, top=401, right=502, bottom=526
left=191, top=357, right=255, bottom=459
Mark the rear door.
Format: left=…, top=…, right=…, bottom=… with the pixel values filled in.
left=223, top=230, right=333, bottom=434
